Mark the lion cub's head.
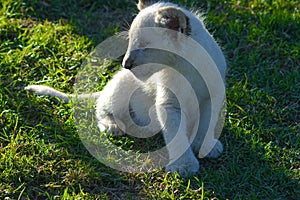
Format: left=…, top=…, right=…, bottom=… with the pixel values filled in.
left=122, top=0, right=192, bottom=76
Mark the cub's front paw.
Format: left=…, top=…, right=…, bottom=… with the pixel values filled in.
left=198, top=139, right=223, bottom=159
left=98, top=123, right=125, bottom=136
left=165, top=154, right=199, bottom=178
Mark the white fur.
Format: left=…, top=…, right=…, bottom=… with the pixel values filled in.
left=96, top=2, right=226, bottom=177
left=25, top=1, right=226, bottom=177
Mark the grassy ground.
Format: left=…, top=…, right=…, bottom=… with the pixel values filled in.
left=0, top=0, right=299, bottom=199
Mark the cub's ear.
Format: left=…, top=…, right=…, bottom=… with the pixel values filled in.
left=138, top=0, right=156, bottom=10
left=155, top=6, right=191, bottom=35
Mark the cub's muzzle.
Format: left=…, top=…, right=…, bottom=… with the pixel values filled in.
left=122, top=49, right=144, bottom=70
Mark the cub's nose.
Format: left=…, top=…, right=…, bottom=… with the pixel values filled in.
left=122, top=54, right=135, bottom=69
left=122, top=49, right=141, bottom=70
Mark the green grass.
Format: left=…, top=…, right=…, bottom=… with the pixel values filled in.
left=0, top=0, right=299, bottom=199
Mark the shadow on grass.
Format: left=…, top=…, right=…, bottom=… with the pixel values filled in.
left=24, top=0, right=137, bottom=43
left=201, top=1, right=300, bottom=199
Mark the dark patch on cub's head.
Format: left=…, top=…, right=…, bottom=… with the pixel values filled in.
left=155, top=6, right=191, bottom=36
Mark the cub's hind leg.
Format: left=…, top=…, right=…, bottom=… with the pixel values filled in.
left=96, top=69, right=141, bottom=135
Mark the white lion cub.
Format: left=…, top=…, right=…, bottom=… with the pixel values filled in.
left=26, top=0, right=226, bottom=177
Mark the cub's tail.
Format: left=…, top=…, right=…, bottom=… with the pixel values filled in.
left=25, top=85, right=100, bottom=103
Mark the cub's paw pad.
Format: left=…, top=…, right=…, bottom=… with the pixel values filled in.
left=166, top=157, right=199, bottom=178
